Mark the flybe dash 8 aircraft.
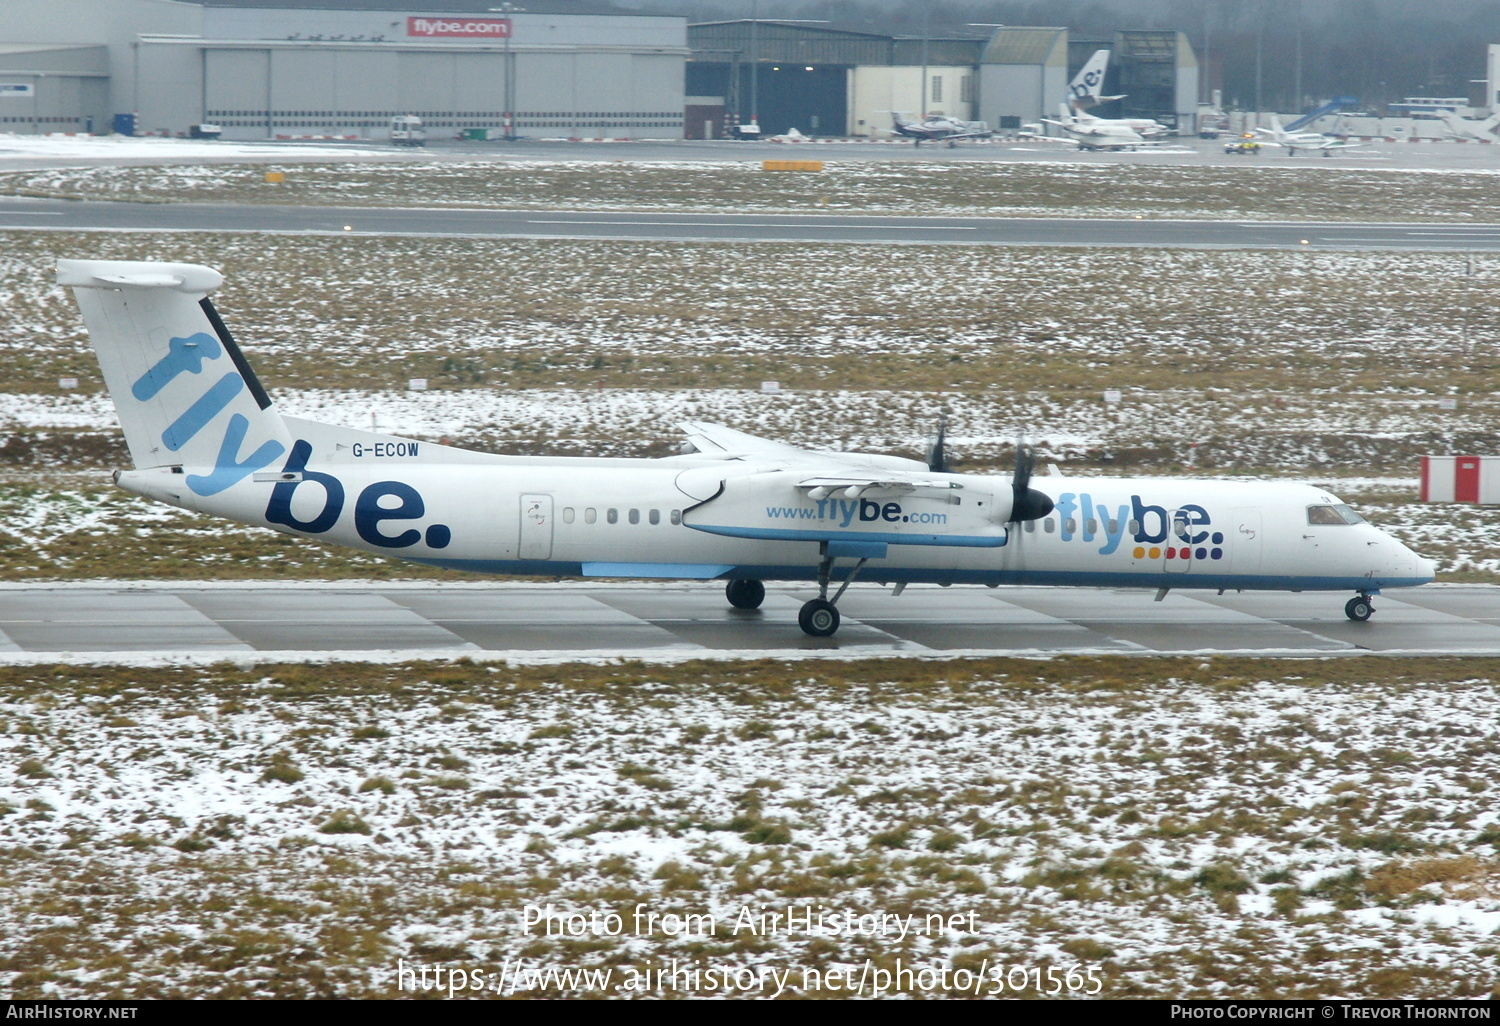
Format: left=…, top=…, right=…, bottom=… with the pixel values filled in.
left=61, top=259, right=1435, bottom=637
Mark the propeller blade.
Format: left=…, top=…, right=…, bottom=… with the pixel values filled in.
left=1009, top=436, right=1054, bottom=523
left=926, top=416, right=948, bottom=474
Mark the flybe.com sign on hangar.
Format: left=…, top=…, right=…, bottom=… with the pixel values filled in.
left=406, top=17, right=511, bottom=39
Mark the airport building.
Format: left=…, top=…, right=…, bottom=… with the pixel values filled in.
left=0, top=0, right=688, bottom=139
left=686, top=22, right=1200, bottom=139
left=0, top=2, right=1205, bottom=141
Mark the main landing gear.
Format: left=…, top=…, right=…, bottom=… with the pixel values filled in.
left=797, top=549, right=871, bottom=637
left=725, top=578, right=765, bottom=610
left=1345, top=594, right=1375, bottom=622
left=726, top=550, right=870, bottom=637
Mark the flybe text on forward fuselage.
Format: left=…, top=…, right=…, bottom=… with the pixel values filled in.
left=1050, top=492, right=1226, bottom=559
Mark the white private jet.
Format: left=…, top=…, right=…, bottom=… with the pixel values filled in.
left=881, top=111, right=993, bottom=146
left=1437, top=110, right=1500, bottom=143
left=60, top=259, right=1435, bottom=636
left=1068, top=49, right=1127, bottom=111
left=1042, top=105, right=1150, bottom=150
left=1253, top=115, right=1366, bottom=156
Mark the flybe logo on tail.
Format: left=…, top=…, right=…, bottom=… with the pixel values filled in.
left=130, top=332, right=285, bottom=497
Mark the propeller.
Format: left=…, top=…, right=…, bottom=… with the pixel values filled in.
left=926, top=415, right=948, bottom=474
left=1009, top=436, right=1055, bottom=523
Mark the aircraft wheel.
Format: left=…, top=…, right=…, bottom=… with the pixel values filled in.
left=725, top=578, right=766, bottom=610
left=1345, top=596, right=1374, bottom=622
left=798, top=598, right=840, bottom=637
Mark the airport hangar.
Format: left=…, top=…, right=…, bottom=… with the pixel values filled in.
left=685, top=22, right=1200, bottom=139
left=0, top=1, right=1199, bottom=140
left=0, top=0, right=690, bottom=140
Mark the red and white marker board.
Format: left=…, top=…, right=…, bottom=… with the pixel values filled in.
left=1421, top=455, right=1500, bottom=503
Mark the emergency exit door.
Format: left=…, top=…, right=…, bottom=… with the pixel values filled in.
left=519, top=494, right=553, bottom=560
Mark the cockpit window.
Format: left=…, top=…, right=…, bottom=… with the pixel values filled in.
left=1307, top=504, right=1365, bottom=526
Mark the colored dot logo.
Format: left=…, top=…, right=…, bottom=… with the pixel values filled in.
left=1133, top=533, right=1225, bottom=560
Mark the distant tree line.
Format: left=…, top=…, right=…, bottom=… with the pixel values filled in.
left=634, top=0, right=1500, bottom=111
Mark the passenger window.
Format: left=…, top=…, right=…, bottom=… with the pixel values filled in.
left=562, top=507, right=575, bottom=524
left=584, top=507, right=597, bottom=524
left=628, top=508, right=640, bottom=525
left=649, top=509, right=660, bottom=525
left=1307, top=505, right=1346, bottom=525
left=1128, top=519, right=1140, bottom=534
left=1086, top=518, right=1097, bottom=534
left=606, top=508, right=618, bottom=524
left=670, top=509, right=682, bottom=525
left=1064, top=518, right=1077, bottom=534
left=1107, top=519, right=1118, bottom=534
left=1044, top=519, right=1055, bottom=534
left=1024, top=519, right=1035, bottom=533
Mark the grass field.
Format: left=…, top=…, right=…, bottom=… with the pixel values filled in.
left=2, top=657, right=1497, bottom=999
left=5, top=158, right=1500, bottom=223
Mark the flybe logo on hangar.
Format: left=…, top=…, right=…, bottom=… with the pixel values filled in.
left=1053, top=493, right=1227, bottom=560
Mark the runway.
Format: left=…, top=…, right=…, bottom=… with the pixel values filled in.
left=4, top=196, right=1500, bottom=250
left=4, top=582, right=1500, bottom=661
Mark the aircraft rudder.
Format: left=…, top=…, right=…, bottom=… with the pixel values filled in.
left=60, top=258, right=291, bottom=496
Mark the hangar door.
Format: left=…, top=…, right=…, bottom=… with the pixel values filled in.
left=204, top=49, right=271, bottom=136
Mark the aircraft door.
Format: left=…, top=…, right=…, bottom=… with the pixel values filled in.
left=1228, top=508, right=1262, bottom=575
left=518, top=494, right=553, bottom=560
left=1162, top=508, right=1193, bottom=573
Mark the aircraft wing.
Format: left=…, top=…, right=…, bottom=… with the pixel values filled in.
left=797, top=474, right=954, bottom=497
left=678, top=420, right=812, bottom=459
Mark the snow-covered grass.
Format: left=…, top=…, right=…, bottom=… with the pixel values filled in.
left=0, top=133, right=385, bottom=162
left=6, top=158, right=1500, bottom=223
left=5, top=229, right=1499, bottom=427
left=2, top=658, right=1497, bottom=999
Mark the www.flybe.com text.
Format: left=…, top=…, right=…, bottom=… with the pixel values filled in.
left=765, top=498, right=948, bottom=526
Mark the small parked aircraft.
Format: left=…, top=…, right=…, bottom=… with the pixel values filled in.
left=1253, top=115, right=1366, bottom=156
left=61, top=259, right=1435, bottom=636
left=1042, top=105, right=1151, bottom=150
left=1436, top=110, right=1500, bottom=143
left=881, top=111, right=993, bottom=146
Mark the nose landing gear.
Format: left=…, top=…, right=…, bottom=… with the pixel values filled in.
left=1345, top=594, right=1374, bottom=622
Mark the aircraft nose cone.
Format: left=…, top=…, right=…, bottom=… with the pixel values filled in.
left=1415, top=555, right=1437, bottom=582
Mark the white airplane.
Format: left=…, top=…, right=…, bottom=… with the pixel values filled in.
left=1437, top=110, right=1500, bottom=143
left=881, top=111, right=993, bottom=146
left=59, top=258, right=1435, bottom=636
left=1068, top=49, right=1127, bottom=111
left=1253, top=115, right=1366, bottom=156
left=1042, top=105, right=1152, bottom=150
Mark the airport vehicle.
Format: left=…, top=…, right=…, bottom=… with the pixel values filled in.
left=882, top=111, right=993, bottom=146
left=1437, top=110, right=1500, bottom=142
left=59, top=259, right=1435, bottom=637
left=1067, top=49, right=1127, bottom=111
left=1252, top=115, right=1365, bottom=156
left=389, top=115, right=426, bottom=146
left=1224, top=138, right=1262, bottom=155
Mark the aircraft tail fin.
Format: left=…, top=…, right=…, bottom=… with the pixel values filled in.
left=58, top=259, right=293, bottom=497
left=1068, top=48, right=1111, bottom=109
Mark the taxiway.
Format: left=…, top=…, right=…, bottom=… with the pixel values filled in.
left=4, top=582, right=1499, bottom=660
